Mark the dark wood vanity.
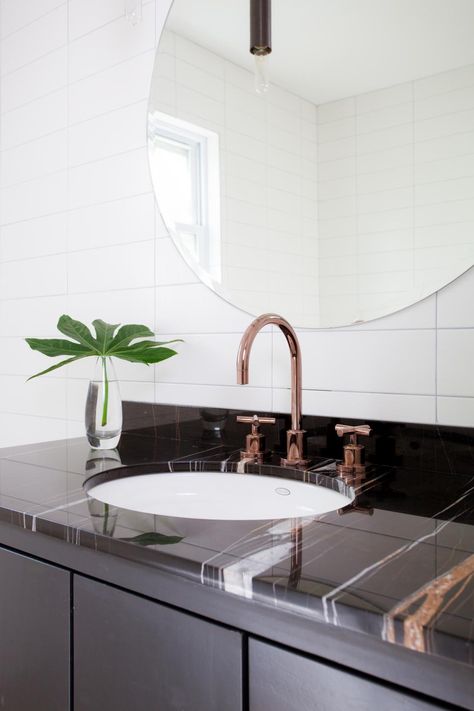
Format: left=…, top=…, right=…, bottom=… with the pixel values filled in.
left=0, top=546, right=460, bottom=711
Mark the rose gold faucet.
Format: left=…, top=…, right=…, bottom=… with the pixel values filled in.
left=236, top=313, right=308, bottom=467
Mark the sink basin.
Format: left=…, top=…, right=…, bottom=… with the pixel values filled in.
left=84, top=463, right=354, bottom=521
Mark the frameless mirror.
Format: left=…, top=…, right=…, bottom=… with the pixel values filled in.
left=148, top=0, right=474, bottom=327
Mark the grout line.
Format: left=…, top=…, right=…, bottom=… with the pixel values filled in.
left=0, top=326, right=474, bottom=340
left=435, top=291, right=439, bottom=424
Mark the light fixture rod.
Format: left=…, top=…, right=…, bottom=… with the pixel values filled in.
left=250, top=0, right=272, bottom=55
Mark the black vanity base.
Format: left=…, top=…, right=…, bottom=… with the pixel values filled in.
left=0, top=520, right=471, bottom=711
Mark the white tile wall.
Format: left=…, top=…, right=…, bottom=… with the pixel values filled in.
left=0, top=0, right=472, bottom=448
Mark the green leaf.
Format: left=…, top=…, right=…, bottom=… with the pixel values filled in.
left=26, top=355, right=88, bottom=381
left=114, top=339, right=182, bottom=352
left=108, top=323, right=155, bottom=352
left=57, top=315, right=98, bottom=351
left=113, top=346, right=178, bottom=365
left=119, top=532, right=183, bottom=546
left=26, top=315, right=182, bottom=381
left=26, top=338, right=93, bottom=358
left=92, top=319, right=119, bottom=354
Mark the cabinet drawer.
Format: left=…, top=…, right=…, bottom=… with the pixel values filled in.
left=249, top=639, right=445, bottom=711
left=74, top=575, right=243, bottom=711
left=0, top=547, right=69, bottom=711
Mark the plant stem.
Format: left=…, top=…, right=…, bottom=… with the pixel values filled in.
left=102, top=503, right=109, bottom=535
left=101, top=357, right=109, bottom=427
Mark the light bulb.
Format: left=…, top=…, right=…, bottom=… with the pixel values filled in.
left=125, top=0, right=142, bottom=25
left=254, top=53, right=270, bottom=94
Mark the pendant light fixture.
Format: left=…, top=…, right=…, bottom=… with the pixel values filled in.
left=250, top=0, right=272, bottom=93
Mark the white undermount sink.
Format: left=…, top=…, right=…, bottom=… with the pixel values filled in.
left=86, top=466, right=354, bottom=521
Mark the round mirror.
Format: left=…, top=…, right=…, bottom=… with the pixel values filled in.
left=148, top=0, right=474, bottom=327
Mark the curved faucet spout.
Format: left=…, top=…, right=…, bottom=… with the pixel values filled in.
left=236, top=313, right=307, bottom=466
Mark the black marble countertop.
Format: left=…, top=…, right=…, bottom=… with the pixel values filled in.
left=0, top=404, right=473, bottom=677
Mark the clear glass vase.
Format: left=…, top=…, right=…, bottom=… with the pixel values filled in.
left=85, top=357, right=122, bottom=449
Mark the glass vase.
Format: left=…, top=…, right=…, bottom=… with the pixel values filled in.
left=85, top=357, right=122, bottom=449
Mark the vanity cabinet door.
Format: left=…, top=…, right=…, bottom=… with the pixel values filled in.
left=249, top=639, right=445, bottom=711
left=0, top=547, right=70, bottom=711
left=74, top=575, right=243, bottom=711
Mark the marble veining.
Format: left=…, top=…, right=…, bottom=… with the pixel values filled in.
left=0, top=404, right=473, bottom=670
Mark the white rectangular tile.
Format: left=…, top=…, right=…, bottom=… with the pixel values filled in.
left=359, top=228, right=412, bottom=254
left=357, top=103, right=412, bottom=135
left=358, top=207, right=412, bottom=234
left=273, top=388, right=435, bottom=425
left=177, top=59, right=225, bottom=103
left=69, top=0, right=128, bottom=40
left=358, top=166, right=413, bottom=194
left=415, top=176, right=474, bottom=206
left=416, top=85, right=474, bottom=121
left=69, top=3, right=155, bottom=83
left=155, top=238, right=200, bottom=285
left=1, top=212, right=67, bottom=261
left=1, top=0, right=65, bottom=38
left=1, top=171, right=68, bottom=224
left=1, top=5, right=66, bottom=75
left=318, top=136, right=356, bottom=162
left=0, top=375, right=66, bottom=419
left=0, top=294, right=67, bottom=337
left=0, top=254, right=67, bottom=298
left=65, top=287, right=155, bottom=331
left=358, top=187, right=412, bottom=214
left=273, top=330, right=436, bottom=395
left=357, top=123, right=412, bottom=154
left=415, top=153, right=474, bottom=184
left=69, top=50, right=155, bottom=124
left=348, top=295, right=436, bottom=330
left=357, top=83, right=412, bottom=114
left=437, top=329, right=474, bottom=397
left=317, top=98, right=355, bottom=125
left=68, top=193, right=155, bottom=251
left=174, top=35, right=224, bottom=78
left=1, top=46, right=67, bottom=112
left=437, top=396, right=474, bottom=427
left=68, top=148, right=151, bottom=209
left=437, top=267, right=474, bottom=327
left=415, top=108, right=474, bottom=142
left=1, top=130, right=67, bottom=187
left=156, top=283, right=251, bottom=334
left=68, top=100, right=147, bottom=167
left=67, top=240, right=155, bottom=293
left=415, top=64, right=474, bottom=100
left=318, top=117, right=355, bottom=144
left=155, top=332, right=271, bottom=387
left=155, top=382, right=272, bottom=412
left=0, top=414, right=67, bottom=449
left=1, top=88, right=67, bottom=149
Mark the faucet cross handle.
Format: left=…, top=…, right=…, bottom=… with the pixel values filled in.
left=335, top=423, right=371, bottom=444
left=236, top=414, right=276, bottom=463
left=237, top=414, right=276, bottom=432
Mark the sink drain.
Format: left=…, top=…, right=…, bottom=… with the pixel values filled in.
left=275, top=487, right=291, bottom=496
